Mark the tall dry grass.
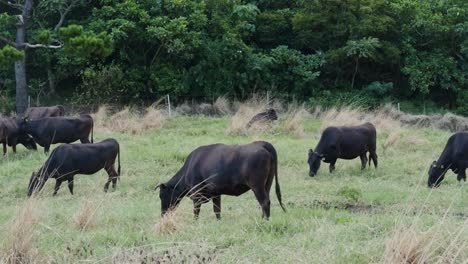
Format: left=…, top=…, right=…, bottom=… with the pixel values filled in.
left=92, top=106, right=165, bottom=134
left=1, top=199, right=43, bottom=264
left=74, top=199, right=99, bottom=230
left=316, top=106, right=401, bottom=132
left=382, top=222, right=467, bottom=264
left=283, top=106, right=310, bottom=138
left=227, top=96, right=272, bottom=134
left=154, top=209, right=185, bottom=234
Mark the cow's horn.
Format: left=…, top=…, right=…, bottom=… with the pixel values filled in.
left=154, top=184, right=161, bottom=191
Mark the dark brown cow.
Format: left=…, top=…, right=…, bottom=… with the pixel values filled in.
left=28, top=139, right=121, bottom=196
left=19, top=115, right=93, bottom=153
left=246, top=109, right=278, bottom=128
left=25, top=105, right=65, bottom=120
left=308, top=122, right=378, bottom=176
left=155, top=141, right=286, bottom=219
left=0, top=117, right=37, bottom=155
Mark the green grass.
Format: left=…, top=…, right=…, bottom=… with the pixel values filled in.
left=0, top=115, right=466, bottom=263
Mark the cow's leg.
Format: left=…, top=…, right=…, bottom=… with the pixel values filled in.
left=53, top=179, right=63, bottom=196
left=2, top=142, right=6, bottom=155
left=105, top=166, right=118, bottom=191
left=370, top=151, right=378, bottom=168
left=457, top=169, right=466, bottom=182
left=67, top=177, right=74, bottom=195
left=44, top=144, right=50, bottom=154
left=212, top=196, right=221, bottom=220
left=329, top=159, right=337, bottom=173
left=252, top=188, right=270, bottom=219
left=193, top=199, right=202, bottom=219
left=360, top=153, right=367, bottom=170
left=80, top=138, right=90, bottom=144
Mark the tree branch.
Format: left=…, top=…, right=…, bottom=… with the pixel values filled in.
left=0, top=0, right=23, bottom=11
left=0, top=35, right=17, bottom=47
left=23, top=42, right=63, bottom=49
left=54, top=0, right=80, bottom=31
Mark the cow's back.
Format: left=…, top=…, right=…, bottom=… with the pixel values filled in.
left=184, top=143, right=272, bottom=196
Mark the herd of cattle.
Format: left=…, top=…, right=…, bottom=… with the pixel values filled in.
left=0, top=106, right=466, bottom=219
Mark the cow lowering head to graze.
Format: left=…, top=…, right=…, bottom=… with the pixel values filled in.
left=25, top=105, right=65, bottom=120
left=246, top=109, right=278, bottom=128
left=308, top=122, right=378, bottom=176
left=0, top=117, right=37, bottom=155
left=19, top=115, right=93, bottom=153
left=27, top=139, right=121, bottom=196
left=428, top=132, right=468, bottom=188
left=155, top=141, right=286, bottom=220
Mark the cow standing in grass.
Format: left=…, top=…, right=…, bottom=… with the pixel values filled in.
left=246, top=109, right=278, bottom=128
left=155, top=141, right=286, bottom=219
left=0, top=117, right=37, bottom=155
left=25, top=105, right=65, bottom=120
left=20, top=115, right=93, bottom=153
left=308, top=122, right=378, bottom=176
left=428, top=132, right=468, bottom=188
left=27, top=139, right=121, bottom=196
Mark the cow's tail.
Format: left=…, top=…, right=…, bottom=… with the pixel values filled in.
left=261, top=142, right=286, bottom=212
left=91, top=119, right=94, bottom=143
left=117, top=143, right=121, bottom=181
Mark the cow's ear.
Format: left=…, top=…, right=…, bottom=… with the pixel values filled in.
left=308, top=149, right=313, bottom=155
left=154, top=183, right=166, bottom=191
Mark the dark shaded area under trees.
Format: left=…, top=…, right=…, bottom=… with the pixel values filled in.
left=0, top=0, right=467, bottom=114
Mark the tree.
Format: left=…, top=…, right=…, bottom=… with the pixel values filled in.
left=0, top=0, right=111, bottom=114
left=343, top=37, right=381, bottom=89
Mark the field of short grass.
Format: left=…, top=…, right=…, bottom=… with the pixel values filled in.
left=0, top=109, right=466, bottom=263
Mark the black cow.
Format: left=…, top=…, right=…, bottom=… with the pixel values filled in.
left=428, top=132, right=468, bottom=188
left=27, top=139, right=121, bottom=196
left=20, top=115, right=93, bottom=153
left=25, top=105, right=65, bottom=120
left=246, top=109, right=278, bottom=128
left=0, top=117, right=37, bottom=155
left=308, top=122, right=378, bottom=176
left=155, top=141, right=286, bottom=219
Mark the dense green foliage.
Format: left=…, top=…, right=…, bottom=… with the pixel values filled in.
left=0, top=0, right=467, bottom=113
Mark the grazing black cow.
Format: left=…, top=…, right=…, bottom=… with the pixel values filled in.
left=308, top=122, right=378, bottom=176
left=20, top=115, right=93, bottom=153
left=246, top=109, right=278, bottom=128
left=27, top=139, right=121, bottom=196
left=428, top=132, right=468, bottom=188
left=0, top=117, right=37, bottom=155
left=25, top=105, right=65, bottom=120
left=155, top=141, right=286, bottom=219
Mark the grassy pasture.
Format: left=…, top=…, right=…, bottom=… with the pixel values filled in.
left=0, top=113, right=466, bottom=263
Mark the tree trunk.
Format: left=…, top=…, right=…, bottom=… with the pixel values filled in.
left=351, top=57, right=359, bottom=89
left=14, top=0, right=34, bottom=115
left=47, top=64, right=56, bottom=95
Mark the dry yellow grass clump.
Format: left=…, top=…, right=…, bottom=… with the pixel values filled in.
left=1, top=199, right=42, bottom=264
left=154, top=209, right=184, bottom=234
left=93, top=106, right=165, bottom=134
left=318, top=106, right=401, bottom=132
left=213, top=96, right=232, bottom=115
left=383, top=223, right=467, bottom=264
left=74, top=199, right=99, bottom=230
left=283, top=107, right=310, bottom=138
left=227, top=96, right=271, bottom=134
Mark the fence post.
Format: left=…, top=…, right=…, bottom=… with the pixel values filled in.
left=397, top=102, right=400, bottom=112
left=266, top=91, right=270, bottom=106
left=28, top=96, right=30, bottom=108
left=167, top=94, right=171, bottom=116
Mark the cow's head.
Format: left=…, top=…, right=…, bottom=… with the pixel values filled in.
left=18, top=134, right=37, bottom=150
left=428, top=161, right=446, bottom=188
left=308, top=149, right=323, bottom=177
left=266, top=109, right=278, bottom=120
left=155, top=183, right=185, bottom=216
left=27, top=171, right=47, bottom=197
left=18, top=117, right=30, bottom=132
